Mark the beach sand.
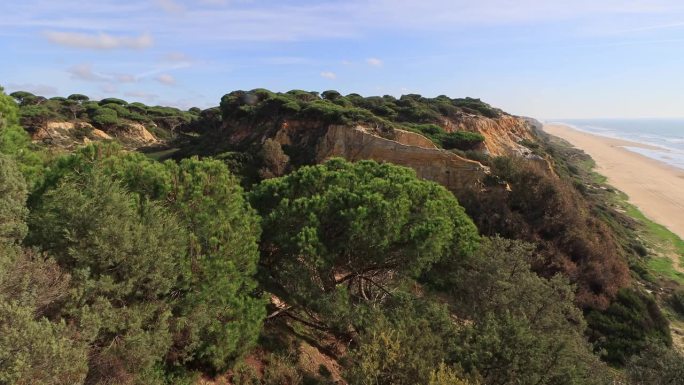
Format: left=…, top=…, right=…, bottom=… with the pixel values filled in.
left=543, top=124, right=684, bottom=241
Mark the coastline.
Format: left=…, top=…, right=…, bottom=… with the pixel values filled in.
left=543, top=123, right=684, bottom=241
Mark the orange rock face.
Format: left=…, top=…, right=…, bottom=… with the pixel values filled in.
left=441, top=115, right=537, bottom=156
left=316, top=126, right=489, bottom=191
left=32, top=120, right=156, bottom=148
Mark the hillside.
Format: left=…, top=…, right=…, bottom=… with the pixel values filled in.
left=1, top=87, right=682, bottom=385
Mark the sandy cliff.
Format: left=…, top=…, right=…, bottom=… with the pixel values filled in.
left=32, top=120, right=157, bottom=148
left=441, top=114, right=537, bottom=156
left=316, top=125, right=488, bottom=190
left=225, top=113, right=540, bottom=191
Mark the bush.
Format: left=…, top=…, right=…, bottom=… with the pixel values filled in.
left=36, top=145, right=266, bottom=372
left=586, top=288, right=671, bottom=366
left=668, top=290, right=684, bottom=318
left=263, top=354, right=302, bottom=385
left=345, top=295, right=460, bottom=385
left=440, top=131, right=485, bottom=150
left=456, top=156, right=629, bottom=309
left=91, top=107, right=119, bottom=129
left=428, top=237, right=613, bottom=385
left=626, top=344, right=684, bottom=385
left=402, top=124, right=484, bottom=150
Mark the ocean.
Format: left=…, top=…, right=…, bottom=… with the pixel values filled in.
left=549, top=119, right=684, bottom=171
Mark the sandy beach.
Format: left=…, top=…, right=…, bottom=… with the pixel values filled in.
left=543, top=124, right=684, bottom=240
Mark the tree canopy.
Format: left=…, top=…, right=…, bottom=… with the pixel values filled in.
left=34, top=143, right=266, bottom=373
left=250, top=158, right=479, bottom=330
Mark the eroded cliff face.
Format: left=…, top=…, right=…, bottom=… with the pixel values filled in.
left=32, top=121, right=157, bottom=148
left=223, top=113, right=542, bottom=190
left=441, top=114, right=537, bottom=157
left=315, top=125, right=488, bottom=190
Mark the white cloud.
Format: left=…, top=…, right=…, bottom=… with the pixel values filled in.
left=100, top=84, right=118, bottom=93
left=67, top=64, right=140, bottom=84
left=163, top=52, right=193, bottom=62
left=198, top=0, right=228, bottom=5
left=320, top=71, right=337, bottom=79
left=67, top=63, right=108, bottom=81
left=4, top=0, right=684, bottom=47
left=156, top=74, right=176, bottom=85
left=117, top=74, right=137, bottom=83
left=45, top=31, right=153, bottom=50
left=366, top=57, right=383, bottom=67
left=156, top=0, right=185, bottom=14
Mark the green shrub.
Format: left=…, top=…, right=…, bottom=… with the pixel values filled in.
left=90, top=107, right=119, bottom=128
left=403, top=123, right=484, bottom=150
left=36, top=145, right=266, bottom=372
left=250, top=158, right=479, bottom=323
left=668, top=290, right=684, bottom=318
left=263, top=354, right=302, bottom=385
left=440, top=131, right=485, bottom=150
left=586, top=288, right=671, bottom=366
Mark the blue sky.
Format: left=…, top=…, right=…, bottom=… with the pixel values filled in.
left=2, top=0, right=684, bottom=118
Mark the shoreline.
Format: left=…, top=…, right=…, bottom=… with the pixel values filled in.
left=543, top=123, right=684, bottom=241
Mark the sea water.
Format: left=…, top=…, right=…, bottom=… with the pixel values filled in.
left=549, top=119, right=684, bottom=171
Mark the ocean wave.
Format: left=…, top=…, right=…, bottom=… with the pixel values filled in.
left=549, top=119, right=684, bottom=152
left=622, top=146, right=684, bottom=170
left=547, top=119, right=684, bottom=170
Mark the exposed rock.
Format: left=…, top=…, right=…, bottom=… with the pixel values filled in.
left=224, top=113, right=546, bottom=191
left=31, top=120, right=155, bottom=149
left=32, top=121, right=101, bottom=147
left=91, top=128, right=112, bottom=140
left=114, top=122, right=157, bottom=145
left=442, top=114, right=537, bottom=156
left=317, top=125, right=489, bottom=191
left=392, top=129, right=438, bottom=149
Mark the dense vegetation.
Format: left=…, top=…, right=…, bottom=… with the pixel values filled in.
left=219, top=89, right=501, bottom=128
left=457, top=156, right=630, bottom=309
left=171, top=89, right=493, bottom=169
left=1, top=86, right=682, bottom=384
left=9, top=91, right=198, bottom=143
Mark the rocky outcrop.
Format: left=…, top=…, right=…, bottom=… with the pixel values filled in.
left=225, top=113, right=543, bottom=190
left=32, top=121, right=108, bottom=148
left=316, top=126, right=489, bottom=190
left=32, top=120, right=156, bottom=149
left=117, top=122, right=157, bottom=145
left=441, top=114, right=537, bottom=156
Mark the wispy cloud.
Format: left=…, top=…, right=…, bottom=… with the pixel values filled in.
left=366, top=58, right=383, bottom=67
left=320, top=71, right=337, bottom=80
left=124, top=91, right=158, bottom=102
left=156, top=74, right=176, bottom=85
left=2, top=0, right=683, bottom=47
left=198, top=0, right=228, bottom=5
left=45, top=31, right=153, bottom=49
left=100, top=84, right=118, bottom=93
left=156, top=0, right=184, bottom=14
left=117, top=74, right=137, bottom=83
left=67, top=63, right=141, bottom=84
left=163, top=52, right=193, bottom=63
left=67, top=63, right=109, bottom=81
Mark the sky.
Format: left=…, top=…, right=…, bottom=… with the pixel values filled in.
left=2, top=0, right=684, bottom=118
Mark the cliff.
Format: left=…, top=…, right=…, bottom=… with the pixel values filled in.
left=32, top=120, right=157, bottom=149
left=218, top=113, right=539, bottom=190
left=315, top=125, right=488, bottom=191
left=441, top=114, right=537, bottom=156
